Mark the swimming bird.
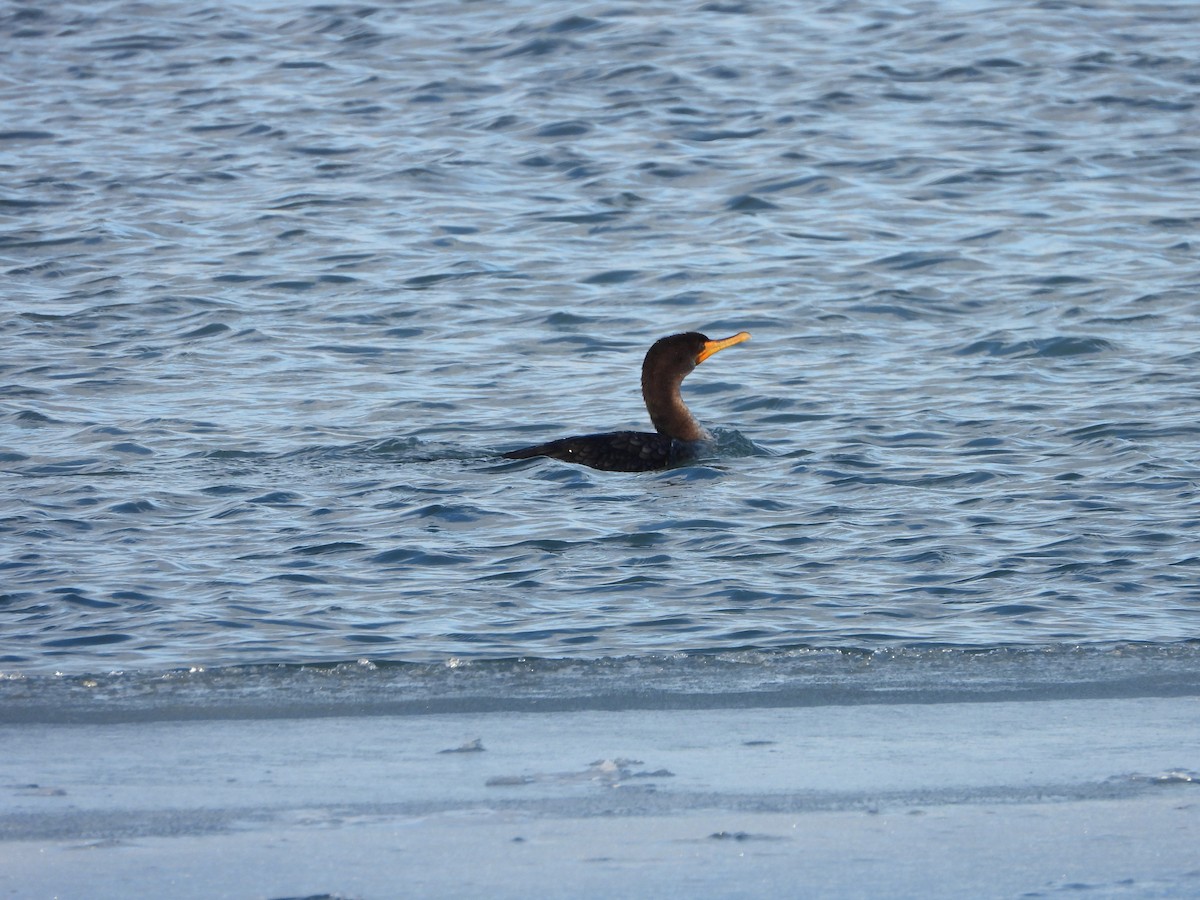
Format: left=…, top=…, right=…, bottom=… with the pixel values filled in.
left=503, top=331, right=750, bottom=471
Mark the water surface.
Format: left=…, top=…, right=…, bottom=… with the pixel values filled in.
left=2, top=1, right=1198, bottom=693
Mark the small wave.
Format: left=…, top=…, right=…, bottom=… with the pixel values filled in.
left=42, top=633, right=132, bottom=648
left=726, top=194, right=778, bottom=212
left=292, top=541, right=370, bottom=556
left=955, top=335, right=1115, bottom=357
left=371, top=548, right=471, bottom=567
left=870, top=251, right=973, bottom=271
left=581, top=269, right=642, bottom=285
left=0, top=130, right=56, bottom=141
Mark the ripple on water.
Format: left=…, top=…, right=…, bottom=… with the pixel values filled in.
left=1, top=1, right=1199, bottom=675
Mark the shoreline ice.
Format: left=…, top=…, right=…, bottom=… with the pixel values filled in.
left=4, top=694, right=1198, bottom=898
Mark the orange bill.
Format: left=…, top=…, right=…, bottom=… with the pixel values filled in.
left=696, top=331, right=751, bottom=364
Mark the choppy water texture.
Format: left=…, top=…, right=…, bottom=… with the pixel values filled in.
left=2, top=0, right=1199, bottom=682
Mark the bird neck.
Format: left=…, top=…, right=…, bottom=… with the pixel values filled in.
left=642, top=369, right=709, bottom=441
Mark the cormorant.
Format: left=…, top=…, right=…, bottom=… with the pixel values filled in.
left=503, top=331, right=750, bottom=471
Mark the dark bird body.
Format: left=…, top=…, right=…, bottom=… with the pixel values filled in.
left=504, top=331, right=750, bottom=472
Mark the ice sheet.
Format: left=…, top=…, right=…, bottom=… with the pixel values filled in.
left=3, top=696, right=1199, bottom=898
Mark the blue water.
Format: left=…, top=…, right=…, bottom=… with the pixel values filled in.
left=2, top=1, right=1199, bottom=703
